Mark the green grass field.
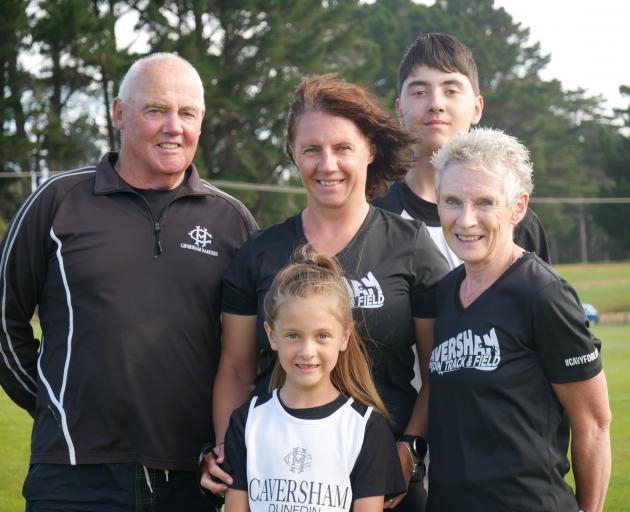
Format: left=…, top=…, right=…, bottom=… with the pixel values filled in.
left=1, top=262, right=629, bottom=511
left=555, top=261, right=630, bottom=314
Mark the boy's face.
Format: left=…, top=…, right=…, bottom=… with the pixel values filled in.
left=397, top=65, right=483, bottom=157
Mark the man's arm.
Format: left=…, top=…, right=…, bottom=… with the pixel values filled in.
left=552, top=371, right=611, bottom=512
left=0, top=193, right=52, bottom=414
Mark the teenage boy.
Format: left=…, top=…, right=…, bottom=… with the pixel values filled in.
left=374, top=32, right=550, bottom=268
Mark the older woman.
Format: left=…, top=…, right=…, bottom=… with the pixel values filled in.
left=201, top=74, right=450, bottom=511
left=426, top=128, right=611, bottom=511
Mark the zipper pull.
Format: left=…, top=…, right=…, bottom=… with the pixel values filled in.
left=154, top=222, right=162, bottom=258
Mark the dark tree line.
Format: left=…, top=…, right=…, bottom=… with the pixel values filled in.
left=1, top=0, right=629, bottom=261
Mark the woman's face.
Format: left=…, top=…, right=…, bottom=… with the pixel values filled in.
left=292, top=111, right=375, bottom=212
left=437, top=163, right=525, bottom=270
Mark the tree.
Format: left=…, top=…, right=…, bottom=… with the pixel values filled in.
left=354, top=0, right=611, bottom=261
left=591, top=86, right=630, bottom=258
left=0, top=0, right=33, bottom=221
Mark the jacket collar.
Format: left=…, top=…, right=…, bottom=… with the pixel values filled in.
left=94, top=152, right=215, bottom=197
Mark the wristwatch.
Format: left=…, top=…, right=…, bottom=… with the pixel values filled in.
left=198, top=442, right=215, bottom=468
left=397, top=435, right=428, bottom=460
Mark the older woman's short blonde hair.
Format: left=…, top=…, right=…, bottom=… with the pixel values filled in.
left=432, top=128, right=534, bottom=204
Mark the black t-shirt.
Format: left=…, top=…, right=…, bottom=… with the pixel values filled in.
left=133, top=185, right=181, bottom=221
left=427, top=252, right=602, bottom=511
left=373, top=181, right=552, bottom=265
left=225, top=391, right=406, bottom=505
left=222, top=206, right=450, bottom=435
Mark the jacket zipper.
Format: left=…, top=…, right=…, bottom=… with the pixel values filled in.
left=132, top=189, right=180, bottom=259
left=134, top=194, right=165, bottom=259
left=153, top=222, right=162, bottom=258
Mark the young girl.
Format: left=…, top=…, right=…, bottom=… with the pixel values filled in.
left=223, top=247, right=406, bottom=512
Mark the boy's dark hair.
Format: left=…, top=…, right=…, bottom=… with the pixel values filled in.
left=398, top=32, right=480, bottom=95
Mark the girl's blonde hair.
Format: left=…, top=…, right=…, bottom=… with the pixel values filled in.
left=264, top=245, right=391, bottom=422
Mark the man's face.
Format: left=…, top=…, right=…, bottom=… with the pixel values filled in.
left=397, top=65, right=483, bottom=157
left=113, top=59, right=205, bottom=187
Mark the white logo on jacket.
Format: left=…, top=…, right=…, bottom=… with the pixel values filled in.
left=344, top=272, right=384, bottom=309
left=188, top=225, right=212, bottom=247
left=180, top=225, right=218, bottom=256
left=430, top=328, right=501, bottom=375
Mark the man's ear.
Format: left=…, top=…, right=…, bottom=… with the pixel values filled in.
left=112, top=98, right=124, bottom=131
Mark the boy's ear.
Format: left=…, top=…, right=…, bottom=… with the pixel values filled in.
left=471, top=95, right=484, bottom=126
left=395, top=97, right=405, bottom=125
left=264, top=321, right=278, bottom=351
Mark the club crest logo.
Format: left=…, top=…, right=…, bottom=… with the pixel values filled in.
left=180, top=225, right=218, bottom=256
left=283, top=447, right=311, bottom=473
left=188, top=225, right=212, bottom=247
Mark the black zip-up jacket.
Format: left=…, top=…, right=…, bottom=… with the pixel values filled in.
left=0, top=153, right=257, bottom=470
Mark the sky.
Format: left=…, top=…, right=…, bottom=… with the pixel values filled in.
left=474, top=0, right=629, bottom=114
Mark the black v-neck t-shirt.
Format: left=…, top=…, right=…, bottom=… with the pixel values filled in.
left=223, top=206, right=449, bottom=434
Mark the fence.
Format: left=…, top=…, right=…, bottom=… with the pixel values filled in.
left=1, top=172, right=629, bottom=264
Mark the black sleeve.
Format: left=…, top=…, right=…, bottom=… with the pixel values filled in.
left=222, top=232, right=261, bottom=315
left=411, top=223, right=450, bottom=318
left=531, top=279, right=602, bottom=383
left=0, top=184, right=57, bottom=414
left=224, top=401, right=251, bottom=491
left=515, top=208, right=551, bottom=264
left=350, top=411, right=406, bottom=499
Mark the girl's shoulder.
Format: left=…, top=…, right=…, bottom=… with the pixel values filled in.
left=230, top=392, right=274, bottom=427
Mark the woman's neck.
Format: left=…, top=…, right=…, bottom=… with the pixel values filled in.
left=460, top=243, right=524, bottom=308
left=301, top=201, right=370, bottom=256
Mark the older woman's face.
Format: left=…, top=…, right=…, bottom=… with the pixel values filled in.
left=437, top=163, right=516, bottom=270
left=292, top=111, right=375, bottom=212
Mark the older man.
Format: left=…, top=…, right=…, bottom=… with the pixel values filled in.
left=0, top=53, right=257, bottom=511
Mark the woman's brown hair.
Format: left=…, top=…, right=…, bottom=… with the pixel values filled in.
left=285, top=73, right=414, bottom=200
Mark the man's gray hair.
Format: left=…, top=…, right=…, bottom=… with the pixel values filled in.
left=117, top=52, right=204, bottom=105
left=432, top=127, right=534, bottom=204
